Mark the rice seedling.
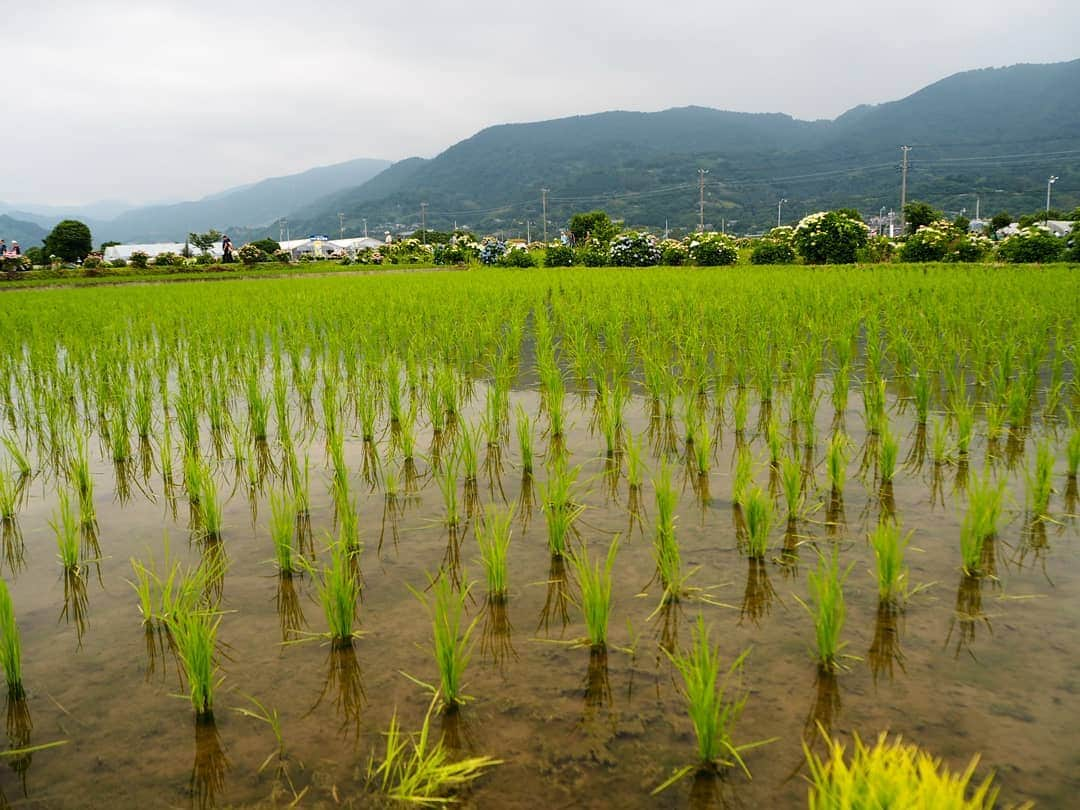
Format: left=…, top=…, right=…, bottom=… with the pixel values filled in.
left=317, top=539, right=361, bottom=648
left=654, top=616, right=766, bottom=792
left=199, top=462, right=224, bottom=541
left=732, top=445, right=753, bottom=506
left=540, top=458, right=582, bottom=558
left=567, top=537, right=618, bottom=648
left=869, top=521, right=911, bottom=605
left=743, top=486, right=773, bottom=560
left=878, top=424, right=899, bottom=484
left=475, top=504, right=514, bottom=602
left=52, top=489, right=81, bottom=571
left=931, top=417, right=950, bottom=465
left=804, top=730, right=1014, bottom=810
left=625, top=431, right=645, bottom=489
left=366, top=694, right=500, bottom=804
left=766, top=412, right=783, bottom=466
left=514, top=404, right=533, bottom=474
left=1026, top=438, right=1054, bottom=518
left=436, top=448, right=461, bottom=528
left=409, top=573, right=478, bottom=711
left=652, top=461, right=689, bottom=603
left=269, top=490, right=301, bottom=576
left=0, top=468, right=17, bottom=521
left=458, top=419, right=480, bottom=483
left=826, top=431, right=848, bottom=496
left=780, top=454, right=803, bottom=519
left=691, top=416, right=712, bottom=477
left=953, top=395, right=974, bottom=456
left=0, top=578, right=24, bottom=698
left=798, top=549, right=852, bottom=673
left=171, top=608, right=222, bottom=718
left=911, top=369, right=932, bottom=425
left=0, top=436, right=30, bottom=479
left=732, top=387, right=749, bottom=435
left=1067, top=423, right=1080, bottom=479
left=960, top=473, right=1005, bottom=576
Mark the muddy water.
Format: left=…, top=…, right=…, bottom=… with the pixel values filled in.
left=1, top=382, right=1078, bottom=809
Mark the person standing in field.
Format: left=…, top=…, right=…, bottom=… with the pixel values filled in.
left=222, top=235, right=233, bottom=263
left=0, top=240, right=7, bottom=255
left=11, top=241, right=19, bottom=256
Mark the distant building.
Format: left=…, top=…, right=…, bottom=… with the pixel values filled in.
left=280, top=235, right=384, bottom=259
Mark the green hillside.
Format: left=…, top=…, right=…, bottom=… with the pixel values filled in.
left=280, top=60, right=1080, bottom=237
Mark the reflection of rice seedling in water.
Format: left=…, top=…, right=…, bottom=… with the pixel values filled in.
left=654, top=616, right=767, bottom=793
left=960, top=473, right=1005, bottom=577
left=804, top=730, right=1010, bottom=810
left=1025, top=438, right=1054, bottom=518
left=869, top=522, right=910, bottom=605
left=476, top=503, right=513, bottom=601
left=739, top=557, right=776, bottom=626
left=317, top=540, right=361, bottom=649
left=171, top=609, right=221, bottom=718
left=1065, top=422, right=1079, bottom=479
left=731, top=446, right=753, bottom=506
left=744, top=486, right=773, bottom=560
left=568, top=537, right=618, bottom=648
left=931, top=417, right=949, bottom=465
left=867, top=601, right=905, bottom=684
left=366, top=694, right=500, bottom=804
left=190, top=714, right=230, bottom=809
left=410, top=573, right=478, bottom=711
left=799, top=549, right=851, bottom=673
left=0, top=580, right=24, bottom=699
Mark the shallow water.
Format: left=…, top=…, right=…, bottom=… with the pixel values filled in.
left=0, top=374, right=1077, bottom=810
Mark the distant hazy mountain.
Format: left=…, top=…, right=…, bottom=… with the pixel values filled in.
left=92, top=157, right=392, bottom=242
left=278, top=59, right=1080, bottom=236
left=0, top=215, right=48, bottom=250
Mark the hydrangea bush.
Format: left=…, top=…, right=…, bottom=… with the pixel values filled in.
left=478, top=237, right=507, bottom=266
left=688, top=232, right=738, bottom=266
left=659, top=238, right=688, bottom=266
left=997, top=225, right=1066, bottom=263
left=609, top=232, right=661, bottom=267
left=793, top=211, right=870, bottom=264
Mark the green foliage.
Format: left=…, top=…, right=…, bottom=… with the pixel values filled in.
left=744, top=486, right=774, bottom=559
left=43, top=219, right=93, bottom=262
left=238, top=244, right=270, bottom=265
left=803, top=549, right=850, bottom=672
left=659, top=238, right=688, bottom=265
left=248, top=238, right=280, bottom=255
left=609, top=231, right=661, bottom=266
left=870, top=522, right=911, bottom=604
left=413, top=574, right=478, bottom=710
left=497, top=245, right=536, bottom=268
left=476, top=504, right=513, bottom=600
left=793, top=211, right=870, bottom=265
left=317, top=540, right=361, bottom=645
left=189, top=230, right=223, bottom=254
left=960, top=473, right=1005, bottom=576
left=171, top=609, right=221, bottom=717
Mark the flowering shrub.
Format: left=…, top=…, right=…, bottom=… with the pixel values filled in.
left=609, top=231, right=661, bottom=267
left=943, top=232, right=993, bottom=263
left=793, top=211, right=870, bottom=264
left=152, top=252, right=180, bottom=267
left=82, top=254, right=105, bottom=269
left=355, top=248, right=383, bottom=265
left=386, top=238, right=435, bottom=265
left=110, top=258, right=128, bottom=269
left=478, top=237, right=507, bottom=266
left=499, top=244, right=537, bottom=268
left=544, top=243, right=574, bottom=267
left=238, top=244, right=268, bottom=265
left=898, top=220, right=956, bottom=262
left=688, top=232, right=738, bottom=266
left=129, top=251, right=149, bottom=269
left=749, top=239, right=796, bottom=265
left=272, top=249, right=292, bottom=264
left=766, top=226, right=795, bottom=245
left=997, top=226, right=1065, bottom=263
left=576, top=238, right=609, bottom=267
left=433, top=243, right=469, bottom=265
left=0, top=256, right=31, bottom=273
left=857, top=236, right=898, bottom=263
left=659, top=238, right=688, bottom=266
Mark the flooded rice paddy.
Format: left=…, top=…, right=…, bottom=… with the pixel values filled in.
left=0, top=267, right=1077, bottom=808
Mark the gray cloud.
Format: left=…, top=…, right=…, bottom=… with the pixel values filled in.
left=4, top=0, right=1078, bottom=205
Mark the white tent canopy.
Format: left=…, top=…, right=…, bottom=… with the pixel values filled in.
left=103, top=242, right=223, bottom=262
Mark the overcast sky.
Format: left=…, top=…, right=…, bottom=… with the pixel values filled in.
left=4, top=0, right=1078, bottom=207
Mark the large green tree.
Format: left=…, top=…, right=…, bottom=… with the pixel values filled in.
left=902, top=202, right=940, bottom=234
left=189, top=229, right=223, bottom=254
left=568, top=210, right=618, bottom=244
left=43, top=219, right=93, bottom=262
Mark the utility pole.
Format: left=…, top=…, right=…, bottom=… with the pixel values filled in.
left=777, top=198, right=787, bottom=228
left=526, top=220, right=531, bottom=243
left=338, top=212, right=345, bottom=239
left=420, top=203, right=427, bottom=244
left=541, top=188, right=549, bottom=243
left=698, top=169, right=709, bottom=232
left=899, top=146, right=911, bottom=233
left=279, top=218, right=286, bottom=243
left=362, top=217, right=368, bottom=239
left=1046, top=175, right=1058, bottom=221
